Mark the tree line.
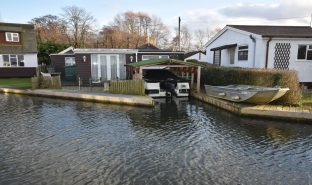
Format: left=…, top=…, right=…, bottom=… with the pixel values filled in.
left=29, top=6, right=220, bottom=63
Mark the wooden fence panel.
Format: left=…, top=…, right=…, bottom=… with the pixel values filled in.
left=109, top=80, right=145, bottom=96
left=31, top=76, right=62, bottom=89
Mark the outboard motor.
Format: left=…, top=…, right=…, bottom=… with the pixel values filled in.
left=160, top=78, right=177, bottom=97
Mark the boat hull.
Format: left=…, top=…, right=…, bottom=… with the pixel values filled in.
left=145, top=81, right=190, bottom=98
left=204, top=85, right=289, bottom=104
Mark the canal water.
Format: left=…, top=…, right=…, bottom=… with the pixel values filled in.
left=0, top=94, right=312, bottom=185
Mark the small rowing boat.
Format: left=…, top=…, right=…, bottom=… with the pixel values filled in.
left=204, top=85, right=289, bottom=104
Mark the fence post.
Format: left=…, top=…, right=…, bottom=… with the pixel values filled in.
left=78, top=77, right=81, bottom=91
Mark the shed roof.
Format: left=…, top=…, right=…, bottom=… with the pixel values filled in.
left=210, top=44, right=237, bottom=51
left=228, top=25, right=312, bottom=38
left=137, top=43, right=184, bottom=53
left=126, top=58, right=203, bottom=67
left=184, top=51, right=206, bottom=59
left=74, top=48, right=138, bottom=54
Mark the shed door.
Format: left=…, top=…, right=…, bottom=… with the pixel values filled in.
left=110, top=55, right=120, bottom=80
left=213, top=50, right=221, bottom=66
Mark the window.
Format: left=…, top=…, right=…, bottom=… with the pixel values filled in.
left=2, top=55, right=24, bottom=67
left=65, top=57, right=75, bottom=66
left=5, top=32, right=19, bottom=42
left=142, top=55, right=169, bottom=61
left=238, top=45, right=248, bottom=61
left=91, top=54, right=120, bottom=81
left=297, top=45, right=312, bottom=60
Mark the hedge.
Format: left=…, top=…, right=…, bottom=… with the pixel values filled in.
left=201, top=67, right=301, bottom=105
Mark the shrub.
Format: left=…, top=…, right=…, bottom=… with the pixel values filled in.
left=201, top=67, right=301, bottom=105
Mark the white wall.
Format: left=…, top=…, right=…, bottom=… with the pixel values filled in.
left=206, top=29, right=265, bottom=68
left=185, top=53, right=206, bottom=61
left=0, top=55, right=3, bottom=67
left=268, top=38, right=312, bottom=82
left=24, top=53, right=38, bottom=67
left=0, top=53, right=37, bottom=67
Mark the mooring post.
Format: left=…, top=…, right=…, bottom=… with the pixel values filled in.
left=191, top=73, right=194, bottom=88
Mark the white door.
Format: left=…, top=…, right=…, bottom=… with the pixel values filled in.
left=91, top=54, right=119, bottom=81
left=100, top=55, right=107, bottom=81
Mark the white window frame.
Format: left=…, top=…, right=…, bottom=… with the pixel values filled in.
left=142, top=55, right=169, bottom=61
left=2, top=54, right=24, bottom=67
left=91, top=54, right=120, bottom=82
left=65, top=57, right=76, bottom=66
left=237, top=45, right=248, bottom=61
left=297, top=44, right=312, bottom=61
left=5, top=32, right=20, bottom=42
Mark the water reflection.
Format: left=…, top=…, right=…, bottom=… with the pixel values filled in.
left=0, top=94, right=312, bottom=185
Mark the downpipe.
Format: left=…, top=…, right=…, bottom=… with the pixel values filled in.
left=249, top=35, right=256, bottom=67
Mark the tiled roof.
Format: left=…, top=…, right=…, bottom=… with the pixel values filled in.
left=228, top=25, right=312, bottom=38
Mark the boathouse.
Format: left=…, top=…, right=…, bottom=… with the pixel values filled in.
left=126, top=58, right=203, bottom=92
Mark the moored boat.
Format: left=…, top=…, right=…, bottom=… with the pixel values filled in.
left=204, top=85, right=289, bottom=104
left=144, top=69, right=190, bottom=98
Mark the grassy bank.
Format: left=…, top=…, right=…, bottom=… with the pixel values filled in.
left=0, top=78, right=31, bottom=88
left=302, top=92, right=312, bottom=110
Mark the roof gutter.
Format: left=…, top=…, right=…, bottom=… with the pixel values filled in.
left=265, top=37, right=272, bottom=69
left=249, top=35, right=256, bottom=67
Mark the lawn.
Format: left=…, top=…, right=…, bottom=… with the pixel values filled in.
left=302, top=92, right=312, bottom=110
left=0, top=78, right=31, bottom=88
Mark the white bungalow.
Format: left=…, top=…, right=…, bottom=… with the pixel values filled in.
left=205, top=25, right=312, bottom=86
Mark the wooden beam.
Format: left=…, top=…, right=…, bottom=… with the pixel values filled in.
left=140, top=65, right=196, bottom=68
left=191, top=73, right=194, bottom=88
left=197, top=66, right=201, bottom=92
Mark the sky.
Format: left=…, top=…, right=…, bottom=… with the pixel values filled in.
left=1, top=0, right=311, bottom=32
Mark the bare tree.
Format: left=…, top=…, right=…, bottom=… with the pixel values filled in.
left=30, top=14, right=68, bottom=44
left=62, top=6, right=95, bottom=48
left=190, top=27, right=222, bottom=51
left=193, top=29, right=206, bottom=51
left=171, top=25, right=192, bottom=52
left=99, top=11, right=169, bottom=49
left=149, top=15, right=170, bottom=48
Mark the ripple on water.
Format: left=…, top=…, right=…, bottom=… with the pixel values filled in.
left=0, top=94, right=312, bottom=185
